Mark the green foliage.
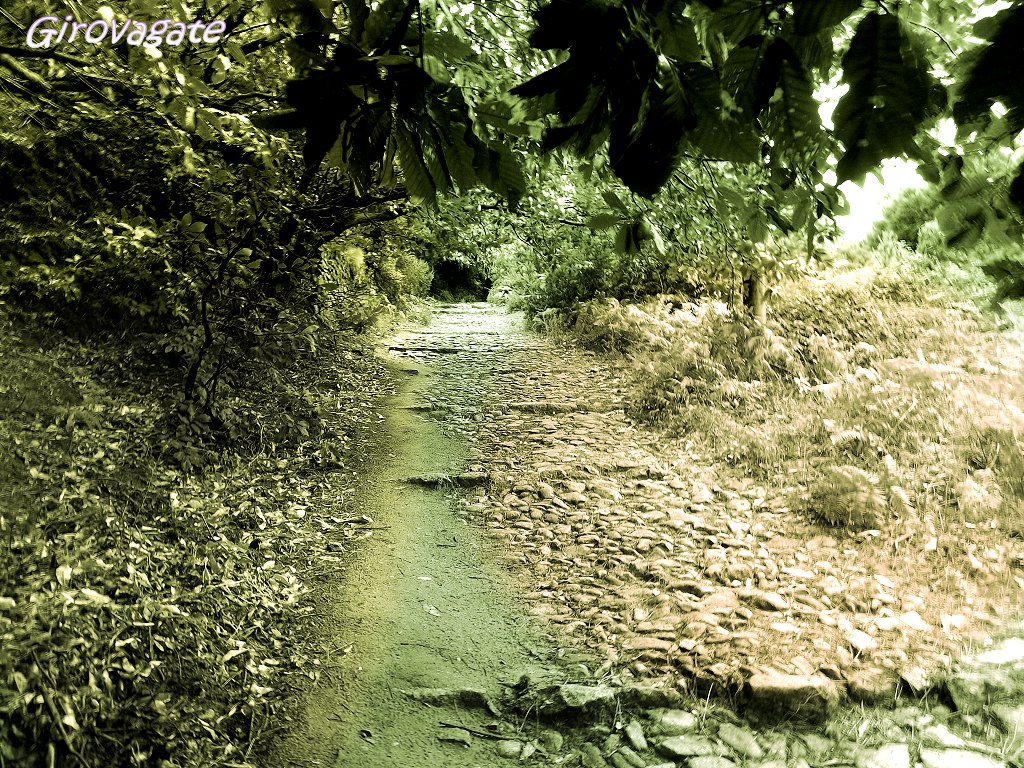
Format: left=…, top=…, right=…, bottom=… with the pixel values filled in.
left=865, top=149, right=1024, bottom=306
left=0, top=303, right=395, bottom=766
left=263, top=0, right=529, bottom=203
left=805, top=465, right=888, bottom=529
left=833, top=12, right=935, bottom=184
left=868, top=187, right=939, bottom=249
left=963, top=427, right=1024, bottom=501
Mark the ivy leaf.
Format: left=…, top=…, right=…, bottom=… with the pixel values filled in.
left=793, top=0, right=863, bottom=36
left=833, top=13, right=930, bottom=184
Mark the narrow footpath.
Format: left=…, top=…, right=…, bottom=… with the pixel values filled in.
left=270, top=304, right=570, bottom=768
left=271, top=303, right=1024, bottom=768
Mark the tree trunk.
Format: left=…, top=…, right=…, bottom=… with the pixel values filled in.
left=745, top=270, right=767, bottom=324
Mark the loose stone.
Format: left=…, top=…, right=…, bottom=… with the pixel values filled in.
left=523, top=731, right=555, bottom=754
left=687, top=758, right=738, bottom=768
left=659, top=734, right=722, bottom=758
left=854, top=744, right=910, bottom=768
left=847, top=629, right=878, bottom=654
left=580, top=742, right=609, bottom=768
left=649, top=708, right=699, bottom=734
left=611, top=746, right=647, bottom=768
left=746, top=672, right=841, bottom=724
left=495, top=739, right=522, bottom=758
left=847, top=667, right=900, bottom=705
left=920, top=724, right=966, bottom=748
left=919, top=748, right=1006, bottom=768
left=717, top=721, right=764, bottom=759
left=624, top=719, right=648, bottom=751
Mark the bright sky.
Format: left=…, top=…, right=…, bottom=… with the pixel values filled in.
left=834, top=158, right=927, bottom=243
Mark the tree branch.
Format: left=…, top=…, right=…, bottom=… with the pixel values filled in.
left=0, top=45, right=93, bottom=68
left=0, top=54, right=50, bottom=91
left=241, top=30, right=290, bottom=55
left=215, top=91, right=285, bottom=108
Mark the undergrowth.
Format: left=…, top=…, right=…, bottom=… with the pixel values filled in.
left=560, top=263, right=1024, bottom=547
left=0, top=305, right=393, bottom=767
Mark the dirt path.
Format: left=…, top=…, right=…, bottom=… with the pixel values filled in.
left=270, top=302, right=1024, bottom=768
left=269, top=305, right=566, bottom=768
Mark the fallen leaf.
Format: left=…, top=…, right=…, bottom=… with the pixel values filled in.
left=437, top=727, right=472, bottom=747
left=77, top=588, right=112, bottom=606
left=55, top=565, right=73, bottom=586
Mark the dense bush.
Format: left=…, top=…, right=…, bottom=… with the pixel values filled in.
left=867, top=187, right=938, bottom=249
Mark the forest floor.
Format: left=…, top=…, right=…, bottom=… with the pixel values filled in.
left=5, top=267, right=1024, bottom=768
left=269, top=292, right=1024, bottom=768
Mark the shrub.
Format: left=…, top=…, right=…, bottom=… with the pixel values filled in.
left=805, top=465, right=888, bottom=530
left=868, top=187, right=938, bottom=249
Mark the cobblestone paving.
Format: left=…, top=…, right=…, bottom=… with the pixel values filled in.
left=384, top=302, right=1024, bottom=768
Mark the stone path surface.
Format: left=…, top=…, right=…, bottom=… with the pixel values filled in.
left=283, top=302, right=1024, bottom=767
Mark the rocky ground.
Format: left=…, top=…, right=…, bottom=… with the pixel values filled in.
left=370, top=301, right=1024, bottom=768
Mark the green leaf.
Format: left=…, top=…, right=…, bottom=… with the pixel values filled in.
left=602, top=190, right=629, bottom=212
left=373, top=54, right=417, bottom=67
left=711, top=0, right=765, bottom=43
left=587, top=213, right=621, bottom=229
left=792, top=30, right=835, bottom=77
left=361, top=0, right=413, bottom=49
left=473, top=142, right=526, bottom=202
left=687, top=115, right=760, bottom=163
left=954, top=4, right=1024, bottom=133
left=769, top=55, right=821, bottom=154
left=421, top=55, right=451, bottom=84
left=421, top=134, right=451, bottom=192
left=721, top=45, right=763, bottom=117
left=650, top=222, right=667, bottom=256
left=225, top=40, right=248, bottom=64
left=833, top=13, right=931, bottom=183
left=437, top=126, right=477, bottom=192
left=746, top=209, right=770, bottom=242
left=1010, top=161, right=1024, bottom=212
left=614, top=222, right=631, bottom=254
left=793, top=0, right=862, bottom=36
left=395, top=123, right=437, bottom=206
left=423, top=29, right=475, bottom=61
left=610, top=79, right=696, bottom=196
left=657, top=11, right=703, bottom=61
